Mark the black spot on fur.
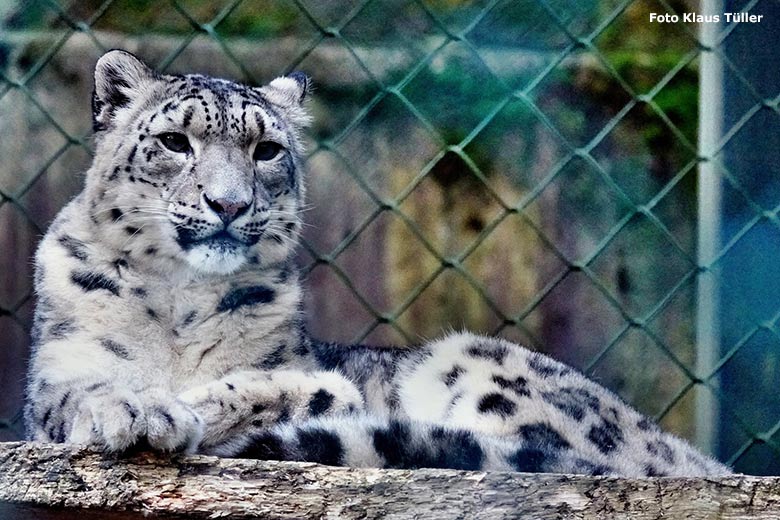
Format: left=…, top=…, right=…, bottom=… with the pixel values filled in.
left=541, top=389, right=587, bottom=422
left=131, top=287, right=147, bottom=298
left=124, top=226, right=141, bottom=235
left=298, top=427, right=344, bottom=466
left=277, top=407, right=291, bottom=423
left=58, top=235, right=88, bottom=261
left=85, top=382, right=107, bottom=392
left=466, top=342, right=508, bottom=365
left=254, top=344, right=287, bottom=370
left=492, top=375, right=530, bottom=397
left=276, top=265, right=294, bottom=283
left=146, top=308, right=158, bottom=319
left=292, top=339, right=310, bottom=357
left=182, top=310, right=197, bottom=326
left=637, top=417, right=657, bottom=431
left=92, top=95, right=107, bottom=132
left=576, top=388, right=601, bottom=413
left=127, top=144, right=137, bottom=164
left=155, top=407, right=175, bottom=427
left=217, top=285, right=276, bottom=313
left=517, top=423, right=571, bottom=450
left=442, top=365, right=464, bottom=387
left=308, top=389, right=335, bottom=417
left=71, top=271, right=120, bottom=296
left=99, top=64, right=131, bottom=108
left=646, top=440, right=675, bottom=464
left=161, top=100, right=177, bottom=113
left=528, top=355, right=562, bottom=377
left=47, top=320, right=76, bottom=340
left=145, top=247, right=158, bottom=255
left=587, top=419, right=625, bottom=454
left=41, top=408, right=52, bottom=428
left=92, top=63, right=132, bottom=130
left=53, top=422, right=66, bottom=443
left=575, top=459, right=614, bottom=476
left=59, top=391, right=71, bottom=409
left=251, top=403, right=266, bottom=414
left=604, top=406, right=621, bottom=423
left=644, top=464, right=667, bottom=477
left=508, top=448, right=550, bottom=473
left=100, top=338, right=132, bottom=360
left=182, top=105, right=195, bottom=127
left=123, top=401, right=139, bottom=421
left=240, top=432, right=288, bottom=460
left=198, top=343, right=219, bottom=365
left=428, top=426, right=484, bottom=470
left=373, top=421, right=483, bottom=470
left=226, top=383, right=235, bottom=391
left=477, top=393, right=516, bottom=416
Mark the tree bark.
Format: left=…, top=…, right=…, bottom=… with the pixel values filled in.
left=0, top=441, right=778, bottom=519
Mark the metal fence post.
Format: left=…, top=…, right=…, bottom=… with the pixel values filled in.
left=695, top=0, right=723, bottom=457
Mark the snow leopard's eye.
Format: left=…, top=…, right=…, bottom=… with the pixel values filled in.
left=159, top=132, right=192, bottom=154
left=253, top=141, right=283, bottom=162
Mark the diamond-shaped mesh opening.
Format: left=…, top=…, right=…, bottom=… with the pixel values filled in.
left=715, top=220, right=780, bottom=343
left=644, top=277, right=697, bottom=365
left=462, top=96, right=570, bottom=199
left=593, top=1, right=698, bottom=94
left=589, top=327, right=691, bottom=418
left=521, top=270, right=626, bottom=369
left=341, top=0, right=445, bottom=86
left=523, top=155, right=634, bottom=260
left=468, top=0, right=573, bottom=51
left=402, top=42, right=509, bottom=144
left=1, top=0, right=779, bottom=474
left=588, top=213, right=695, bottom=318
left=646, top=165, right=697, bottom=256
left=335, top=94, right=442, bottom=201
left=301, top=149, right=381, bottom=254
left=717, top=107, right=780, bottom=211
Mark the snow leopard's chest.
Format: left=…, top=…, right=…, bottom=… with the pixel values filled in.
left=40, top=244, right=306, bottom=391
left=127, top=280, right=304, bottom=386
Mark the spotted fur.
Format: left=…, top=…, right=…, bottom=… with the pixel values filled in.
left=25, top=50, right=731, bottom=477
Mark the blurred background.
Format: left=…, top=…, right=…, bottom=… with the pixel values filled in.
left=1, top=0, right=779, bottom=475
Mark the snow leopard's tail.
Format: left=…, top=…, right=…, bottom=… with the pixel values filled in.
left=235, top=415, right=617, bottom=475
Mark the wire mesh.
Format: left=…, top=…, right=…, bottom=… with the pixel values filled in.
left=1, top=0, right=779, bottom=475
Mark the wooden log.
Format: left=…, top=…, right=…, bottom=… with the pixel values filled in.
left=0, top=442, right=779, bottom=519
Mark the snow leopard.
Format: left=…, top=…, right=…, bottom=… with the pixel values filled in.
left=23, top=49, right=731, bottom=477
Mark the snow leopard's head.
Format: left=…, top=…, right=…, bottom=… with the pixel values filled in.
left=86, top=49, right=310, bottom=275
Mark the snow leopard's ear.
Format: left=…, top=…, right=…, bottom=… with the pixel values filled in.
left=92, top=49, right=158, bottom=132
left=257, top=72, right=312, bottom=127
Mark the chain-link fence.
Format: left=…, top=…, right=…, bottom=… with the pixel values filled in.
left=1, top=0, right=779, bottom=475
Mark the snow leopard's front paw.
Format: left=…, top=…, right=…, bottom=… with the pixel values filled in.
left=68, top=388, right=147, bottom=451
left=179, top=370, right=365, bottom=452
left=139, top=391, right=204, bottom=453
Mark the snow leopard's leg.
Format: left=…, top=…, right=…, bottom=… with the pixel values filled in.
left=177, top=369, right=364, bottom=455
left=235, top=415, right=627, bottom=475
left=26, top=336, right=203, bottom=452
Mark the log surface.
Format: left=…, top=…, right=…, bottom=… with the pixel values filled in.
left=1, top=441, right=779, bottom=519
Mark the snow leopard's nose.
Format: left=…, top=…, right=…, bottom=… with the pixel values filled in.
left=203, top=193, right=250, bottom=224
